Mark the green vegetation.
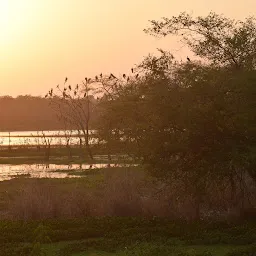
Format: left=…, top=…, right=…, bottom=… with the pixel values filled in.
left=0, top=167, right=256, bottom=255
left=0, top=218, right=256, bottom=255
left=1, top=11, right=256, bottom=256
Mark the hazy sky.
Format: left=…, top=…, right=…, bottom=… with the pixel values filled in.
left=0, top=0, right=256, bottom=96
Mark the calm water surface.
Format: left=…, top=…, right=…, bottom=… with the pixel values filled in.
left=0, top=130, right=98, bottom=146
left=0, top=163, right=131, bottom=181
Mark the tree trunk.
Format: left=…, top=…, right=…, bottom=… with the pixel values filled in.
left=194, top=186, right=202, bottom=221
left=66, top=144, right=72, bottom=160
left=229, top=173, right=237, bottom=206
left=194, top=194, right=201, bottom=221
left=45, top=144, right=50, bottom=161
left=78, top=137, right=84, bottom=159
left=86, top=140, right=93, bottom=160
left=84, top=124, right=93, bottom=160
left=106, top=133, right=112, bottom=162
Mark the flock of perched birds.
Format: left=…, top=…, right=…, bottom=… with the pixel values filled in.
left=45, top=57, right=192, bottom=99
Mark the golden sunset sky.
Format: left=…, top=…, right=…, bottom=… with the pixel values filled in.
left=0, top=0, right=255, bottom=96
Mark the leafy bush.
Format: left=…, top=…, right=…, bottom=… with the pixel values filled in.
left=226, top=245, right=256, bottom=256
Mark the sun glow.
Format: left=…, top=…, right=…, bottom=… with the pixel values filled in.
left=0, top=0, right=45, bottom=48
left=0, top=0, right=9, bottom=44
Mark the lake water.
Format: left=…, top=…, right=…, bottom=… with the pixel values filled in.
left=0, top=130, right=99, bottom=146
left=0, top=130, right=131, bottom=181
left=0, top=163, right=130, bottom=181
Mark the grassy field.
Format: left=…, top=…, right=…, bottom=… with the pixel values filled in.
left=0, top=172, right=256, bottom=255
left=0, top=153, right=255, bottom=256
left=1, top=217, right=256, bottom=255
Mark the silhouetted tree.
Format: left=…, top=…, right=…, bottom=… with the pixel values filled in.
left=144, top=12, right=256, bottom=70
left=95, top=13, right=256, bottom=219
left=47, top=78, right=96, bottom=160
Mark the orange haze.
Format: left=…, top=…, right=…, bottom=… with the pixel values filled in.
left=0, top=0, right=255, bottom=96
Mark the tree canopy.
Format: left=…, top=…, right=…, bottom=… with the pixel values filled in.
left=144, top=12, right=256, bottom=69
left=48, top=12, right=256, bottom=219
left=95, top=12, right=256, bottom=218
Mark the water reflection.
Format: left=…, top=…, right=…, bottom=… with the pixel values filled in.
left=0, top=163, right=132, bottom=181
left=0, top=130, right=99, bottom=146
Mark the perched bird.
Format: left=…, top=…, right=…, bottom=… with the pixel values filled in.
left=135, top=74, right=139, bottom=79
left=109, top=73, right=116, bottom=79
left=64, top=87, right=67, bottom=91
left=76, top=84, right=79, bottom=89
left=187, top=57, right=191, bottom=62
left=100, top=73, right=102, bottom=78
left=123, top=74, right=126, bottom=79
left=131, top=68, right=134, bottom=73
left=68, top=85, right=71, bottom=90
left=74, top=91, right=77, bottom=96
left=95, top=75, right=98, bottom=81
left=45, top=94, right=48, bottom=98
left=64, top=77, right=68, bottom=84
left=84, top=92, right=87, bottom=97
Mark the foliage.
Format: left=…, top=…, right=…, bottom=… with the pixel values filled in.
left=92, top=12, right=256, bottom=219
left=226, top=244, right=256, bottom=256
left=144, top=12, right=256, bottom=70
left=44, top=12, right=256, bottom=220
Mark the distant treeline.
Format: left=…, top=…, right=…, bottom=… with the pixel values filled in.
left=0, top=95, right=97, bottom=131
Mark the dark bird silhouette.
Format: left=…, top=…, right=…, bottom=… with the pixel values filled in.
left=135, top=74, right=139, bottom=79
left=74, top=91, right=77, bottom=96
left=64, top=87, right=67, bottom=91
left=131, top=68, right=134, bottom=73
left=85, top=77, right=87, bottom=82
left=109, top=73, right=116, bottom=79
left=76, top=84, right=79, bottom=89
left=45, top=94, right=48, bottom=98
left=84, top=92, right=87, bottom=97
left=187, top=57, right=191, bottom=62
left=68, top=85, right=71, bottom=90
left=100, top=73, right=102, bottom=78
left=123, top=74, right=126, bottom=79
left=95, top=76, right=98, bottom=81
left=64, top=77, right=68, bottom=84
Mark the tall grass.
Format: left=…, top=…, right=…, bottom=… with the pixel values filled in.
left=3, top=167, right=256, bottom=221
